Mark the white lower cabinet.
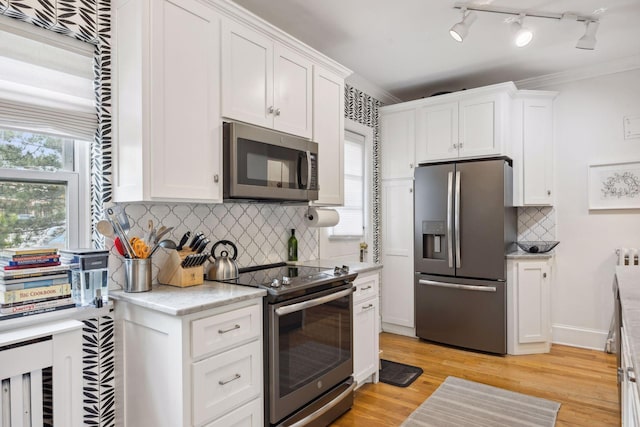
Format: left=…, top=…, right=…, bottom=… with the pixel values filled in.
left=507, top=257, right=552, bottom=355
left=622, top=326, right=640, bottom=426
left=115, top=298, right=263, bottom=427
left=352, top=271, right=380, bottom=388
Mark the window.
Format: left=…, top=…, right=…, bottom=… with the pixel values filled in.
left=331, top=130, right=365, bottom=238
left=0, top=17, right=94, bottom=250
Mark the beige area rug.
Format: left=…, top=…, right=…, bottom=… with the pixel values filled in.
left=401, top=376, right=561, bottom=427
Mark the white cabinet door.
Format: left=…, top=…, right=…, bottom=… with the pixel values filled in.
left=112, top=0, right=222, bottom=203
left=516, top=261, right=550, bottom=344
left=353, top=296, right=379, bottom=387
left=221, top=19, right=273, bottom=129
left=274, top=45, right=312, bottom=138
left=313, top=66, right=344, bottom=205
left=381, top=179, right=414, bottom=330
left=458, top=94, right=501, bottom=158
left=380, top=109, right=416, bottom=179
left=522, top=97, right=554, bottom=205
left=416, top=101, right=458, bottom=162
left=149, top=0, right=221, bottom=201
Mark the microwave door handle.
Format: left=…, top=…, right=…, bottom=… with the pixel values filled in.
left=297, top=153, right=304, bottom=189
left=306, top=150, right=312, bottom=190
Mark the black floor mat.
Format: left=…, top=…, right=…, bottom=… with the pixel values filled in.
left=379, top=359, right=423, bottom=387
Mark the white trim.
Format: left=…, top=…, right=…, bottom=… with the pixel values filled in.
left=347, top=119, right=374, bottom=251
left=381, top=322, right=416, bottom=338
left=516, top=55, right=640, bottom=89
left=346, top=73, right=403, bottom=106
left=552, top=323, right=609, bottom=351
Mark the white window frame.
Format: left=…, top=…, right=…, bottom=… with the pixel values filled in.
left=329, top=119, right=373, bottom=245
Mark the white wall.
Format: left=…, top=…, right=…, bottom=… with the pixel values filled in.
left=538, top=68, right=640, bottom=349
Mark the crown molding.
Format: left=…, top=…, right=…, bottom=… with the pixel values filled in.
left=516, top=55, right=640, bottom=89
left=345, top=73, right=403, bottom=106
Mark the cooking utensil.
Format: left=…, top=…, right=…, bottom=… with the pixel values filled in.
left=106, top=208, right=135, bottom=258
left=181, top=253, right=208, bottom=268
left=111, top=205, right=131, bottom=233
left=195, top=238, right=210, bottom=254
left=176, top=232, right=191, bottom=251
left=207, top=240, right=239, bottom=280
left=154, top=226, right=174, bottom=244
left=114, top=237, right=126, bottom=256
left=97, top=219, right=115, bottom=239
left=144, top=219, right=154, bottom=243
left=130, top=237, right=151, bottom=259
left=149, top=239, right=177, bottom=257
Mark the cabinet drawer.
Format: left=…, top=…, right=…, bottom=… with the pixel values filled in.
left=191, top=303, right=261, bottom=359
left=204, top=397, right=263, bottom=427
left=353, top=274, right=379, bottom=303
left=192, top=340, right=262, bottom=426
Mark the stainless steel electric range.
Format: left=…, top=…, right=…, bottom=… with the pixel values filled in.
left=226, top=262, right=358, bottom=426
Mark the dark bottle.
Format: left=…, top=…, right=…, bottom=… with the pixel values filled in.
left=287, top=229, right=298, bottom=261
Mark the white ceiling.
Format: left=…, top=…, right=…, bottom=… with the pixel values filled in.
left=232, top=0, right=640, bottom=102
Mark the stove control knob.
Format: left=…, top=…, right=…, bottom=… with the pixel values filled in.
left=271, top=279, right=281, bottom=288
left=282, top=276, right=291, bottom=285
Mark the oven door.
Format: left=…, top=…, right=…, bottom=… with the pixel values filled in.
left=268, top=284, right=354, bottom=425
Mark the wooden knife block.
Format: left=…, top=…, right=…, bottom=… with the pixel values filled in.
left=157, top=250, right=204, bottom=287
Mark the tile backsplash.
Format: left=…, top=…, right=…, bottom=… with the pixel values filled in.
left=517, top=206, right=556, bottom=241
left=108, top=202, right=318, bottom=289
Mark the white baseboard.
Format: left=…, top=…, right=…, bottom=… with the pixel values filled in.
left=381, top=322, right=416, bottom=338
left=552, top=323, right=609, bottom=351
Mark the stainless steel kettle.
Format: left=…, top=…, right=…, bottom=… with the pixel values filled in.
left=207, top=240, right=239, bottom=280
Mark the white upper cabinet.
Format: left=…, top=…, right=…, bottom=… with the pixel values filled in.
left=313, top=66, right=344, bottom=205
left=222, top=20, right=312, bottom=138
left=415, top=83, right=514, bottom=164
left=112, top=0, right=222, bottom=203
left=512, top=91, right=557, bottom=206
left=380, top=108, right=416, bottom=179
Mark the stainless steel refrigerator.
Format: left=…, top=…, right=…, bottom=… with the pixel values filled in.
left=414, top=157, right=516, bottom=354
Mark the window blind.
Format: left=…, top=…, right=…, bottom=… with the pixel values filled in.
left=0, top=16, right=96, bottom=140
left=332, top=130, right=365, bottom=237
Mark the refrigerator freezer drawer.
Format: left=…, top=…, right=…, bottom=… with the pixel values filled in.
left=415, top=275, right=506, bottom=354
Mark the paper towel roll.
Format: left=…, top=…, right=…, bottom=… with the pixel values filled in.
left=305, top=208, right=340, bottom=227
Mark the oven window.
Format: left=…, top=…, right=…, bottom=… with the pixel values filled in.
left=238, top=138, right=304, bottom=189
left=277, top=295, right=351, bottom=397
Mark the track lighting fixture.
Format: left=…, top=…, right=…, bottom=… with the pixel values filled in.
left=576, top=21, right=599, bottom=50
left=511, top=14, right=533, bottom=47
left=451, top=2, right=599, bottom=50
left=449, top=8, right=477, bottom=42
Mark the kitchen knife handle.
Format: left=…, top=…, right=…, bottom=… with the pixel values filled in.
left=455, top=170, right=461, bottom=269
left=177, top=231, right=191, bottom=251
left=189, top=232, right=203, bottom=249
left=447, top=171, right=453, bottom=269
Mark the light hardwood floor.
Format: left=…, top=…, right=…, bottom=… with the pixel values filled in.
left=332, top=332, right=619, bottom=426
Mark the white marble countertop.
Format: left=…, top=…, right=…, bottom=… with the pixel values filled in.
left=616, top=266, right=640, bottom=392
left=109, top=281, right=266, bottom=316
left=506, top=249, right=555, bottom=260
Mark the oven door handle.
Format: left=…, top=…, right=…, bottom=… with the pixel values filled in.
left=275, top=286, right=355, bottom=316
left=286, top=379, right=357, bottom=427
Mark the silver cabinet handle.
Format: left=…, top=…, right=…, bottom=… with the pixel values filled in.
left=543, top=272, right=547, bottom=278
left=409, top=163, right=414, bottom=168
left=218, top=373, right=241, bottom=385
left=268, top=106, right=274, bottom=114
left=360, top=285, right=372, bottom=291
left=547, top=190, right=551, bottom=196
left=218, top=324, right=240, bottom=334
left=459, top=142, right=464, bottom=148
left=455, top=170, right=461, bottom=269
left=447, top=171, right=454, bottom=268
left=629, top=367, right=637, bottom=383
left=276, top=286, right=355, bottom=316
left=362, top=304, right=374, bottom=310
left=418, top=279, right=496, bottom=292
left=452, top=143, right=458, bottom=149
left=213, top=174, right=219, bottom=183
left=275, top=108, right=281, bottom=116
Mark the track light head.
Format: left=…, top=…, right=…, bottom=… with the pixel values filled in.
left=511, top=14, right=533, bottom=47
left=576, top=20, right=599, bottom=50
left=449, top=9, right=477, bottom=42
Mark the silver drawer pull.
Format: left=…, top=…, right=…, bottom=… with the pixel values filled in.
left=218, top=324, right=240, bottom=334
left=360, top=286, right=372, bottom=291
left=218, top=373, right=241, bottom=385
left=362, top=304, right=374, bottom=310
left=629, top=367, right=637, bottom=383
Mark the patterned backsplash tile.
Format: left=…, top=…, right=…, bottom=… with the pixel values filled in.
left=108, top=202, right=318, bottom=289
left=517, top=206, right=556, bottom=241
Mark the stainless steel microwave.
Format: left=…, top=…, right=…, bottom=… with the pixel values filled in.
left=223, top=121, right=319, bottom=202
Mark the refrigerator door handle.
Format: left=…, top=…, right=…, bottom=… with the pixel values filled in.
left=447, top=171, right=454, bottom=268
left=418, top=279, right=497, bottom=293
left=455, top=170, right=461, bottom=268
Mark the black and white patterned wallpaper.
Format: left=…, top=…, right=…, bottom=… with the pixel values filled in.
left=345, top=84, right=382, bottom=263
left=0, top=1, right=114, bottom=426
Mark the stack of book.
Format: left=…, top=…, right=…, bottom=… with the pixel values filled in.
left=0, top=247, right=75, bottom=320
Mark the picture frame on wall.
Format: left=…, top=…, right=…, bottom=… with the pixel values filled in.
left=588, top=161, right=640, bottom=210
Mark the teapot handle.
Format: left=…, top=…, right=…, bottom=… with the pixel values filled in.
left=211, top=240, right=238, bottom=260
